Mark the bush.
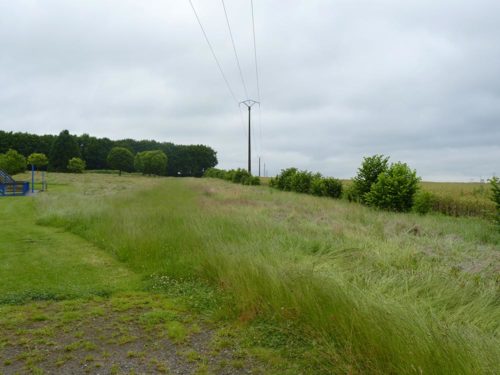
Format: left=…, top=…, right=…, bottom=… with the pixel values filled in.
left=246, top=176, right=261, bottom=186
left=0, top=149, right=26, bottom=175
left=413, top=191, right=435, bottom=215
left=310, top=175, right=325, bottom=196
left=490, top=177, right=500, bottom=226
left=203, top=167, right=260, bottom=187
left=270, top=167, right=343, bottom=200
left=309, top=176, right=343, bottom=199
left=231, top=168, right=250, bottom=184
left=225, top=169, right=235, bottom=181
left=290, top=170, right=313, bottom=193
left=344, top=184, right=359, bottom=202
left=322, top=177, right=343, bottom=199
left=268, top=177, right=276, bottom=188
left=352, top=155, right=389, bottom=203
left=204, top=168, right=227, bottom=179
left=365, top=162, right=420, bottom=212
left=274, top=168, right=298, bottom=191
left=67, top=157, right=86, bottom=173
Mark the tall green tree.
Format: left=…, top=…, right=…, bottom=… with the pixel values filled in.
left=78, top=134, right=114, bottom=170
left=134, top=150, right=167, bottom=176
left=27, top=153, right=49, bottom=170
left=0, top=149, right=26, bottom=175
left=351, top=154, right=390, bottom=203
left=50, top=130, right=81, bottom=172
left=107, top=147, right=134, bottom=175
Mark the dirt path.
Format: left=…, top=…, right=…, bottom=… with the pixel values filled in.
left=0, top=293, right=261, bottom=375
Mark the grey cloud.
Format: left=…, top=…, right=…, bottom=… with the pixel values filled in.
left=1, top=0, right=499, bottom=180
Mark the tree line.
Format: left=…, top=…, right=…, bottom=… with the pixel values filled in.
left=0, top=130, right=217, bottom=177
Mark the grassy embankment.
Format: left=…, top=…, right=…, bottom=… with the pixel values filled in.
left=22, top=173, right=500, bottom=374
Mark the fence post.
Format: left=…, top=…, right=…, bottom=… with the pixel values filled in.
left=32, top=164, right=35, bottom=193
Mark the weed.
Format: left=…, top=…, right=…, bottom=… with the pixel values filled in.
left=166, top=321, right=188, bottom=344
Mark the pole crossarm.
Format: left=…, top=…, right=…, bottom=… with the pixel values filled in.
left=239, top=99, right=260, bottom=108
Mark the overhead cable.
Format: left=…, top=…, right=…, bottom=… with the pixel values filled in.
left=221, top=0, right=249, bottom=99
left=187, top=0, right=239, bottom=103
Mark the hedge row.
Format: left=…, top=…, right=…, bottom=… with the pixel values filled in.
left=269, top=168, right=343, bottom=199
left=204, top=168, right=261, bottom=186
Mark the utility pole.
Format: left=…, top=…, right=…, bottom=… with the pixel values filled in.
left=258, top=157, right=261, bottom=177
left=239, top=99, right=259, bottom=174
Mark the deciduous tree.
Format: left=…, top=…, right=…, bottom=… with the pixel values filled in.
left=0, top=149, right=26, bottom=175
left=27, top=153, right=49, bottom=170
left=50, top=130, right=81, bottom=172
left=107, top=147, right=134, bottom=175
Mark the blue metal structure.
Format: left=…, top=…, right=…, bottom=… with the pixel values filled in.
left=0, top=169, right=30, bottom=196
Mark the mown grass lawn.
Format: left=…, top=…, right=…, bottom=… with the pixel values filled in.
left=0, top=195, right=141, bottom=304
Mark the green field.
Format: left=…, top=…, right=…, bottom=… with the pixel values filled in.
left=1, top=173, right=499, bottom=374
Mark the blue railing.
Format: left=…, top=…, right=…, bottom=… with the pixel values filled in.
left=0, top=181, right=30, bottom=196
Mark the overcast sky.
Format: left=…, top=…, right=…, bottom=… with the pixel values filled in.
left=1, top=0, right=499, bottom=181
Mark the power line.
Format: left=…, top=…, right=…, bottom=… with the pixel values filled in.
left=221, top=0, right=248, bottom=99
left=187, top=0, right=239, bottom=104
left=250, top=0, right=261, bottom=101
left=250, top=0, right=263, bottom=163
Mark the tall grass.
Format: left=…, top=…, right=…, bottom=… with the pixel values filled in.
left=421, top=182, right=495, bottom=218
left=37, top=174, right=500, bottom=374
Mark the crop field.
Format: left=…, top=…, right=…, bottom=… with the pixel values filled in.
left=1, top=173, right=499, bottom=374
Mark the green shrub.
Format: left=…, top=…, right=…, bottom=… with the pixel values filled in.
left=310, top=175, right=325, bottom=196
left=0, top=149, right=26, bottom=175
left=204, top=167, right=260, bottom=186
left=352, top=155, right=389, bottom=203
left=365, top=162, right=420, bottom=212
left=204, top=168, right=227, bottom=179
left=310, top=176, right=343, bottom=198
left=240, top=174, right=249, bottom=185
left=322, top=177, right=343, bottom=199
left=413, top=191, right=435, bottom=215
left=67, top=157, right=86, bottom=173
left=290, top=170, right=313, bottom=193
left=344, top=183, right=359, bottom=202
left=231, top=168, right=250, bottom=184
left=274, top=168, right=298, bottom=191
left=490, top=177, right=500, bottom=226
left=247, top=176, right=261, bottom=186
left=224, top=169, right=235, bottom=181
left=270, top=168, right=343, bottom=200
